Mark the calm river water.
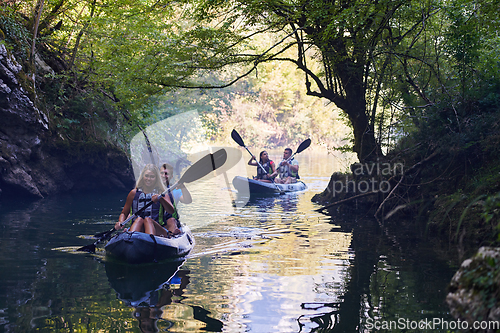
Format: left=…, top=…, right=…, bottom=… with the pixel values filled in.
left=0, top=150, right=457, bottom=332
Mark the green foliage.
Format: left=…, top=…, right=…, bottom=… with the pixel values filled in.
left=39, top=71, right=132, bottom=148
left=0, top=8, right=31, bottom=58
left=483, top=193, right=500, bottom=225
left=2, top=0, right=500, bottom=164
left=480, top=193, right=500, bottom=241
left=385, top=2, right=500, bottom=240
left=445, top=0, right=481, bottom=93
left=38, top=0, right=445, bottom=161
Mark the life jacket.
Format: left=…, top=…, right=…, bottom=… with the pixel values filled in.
left=256, top=160, right=274, bottom=179
left=159, top=187, right=180, bottom=226
left=278, top=158, right=299, bottom=179
left=132, top=189, right=160, bottom=221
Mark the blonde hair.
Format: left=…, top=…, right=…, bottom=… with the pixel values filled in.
left=135, top=164, right=165, bottom=193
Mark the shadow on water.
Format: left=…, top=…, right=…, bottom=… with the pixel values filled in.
left=105, top=260, right=224, bottom=332
left=297, top=207, right=457, bottom=332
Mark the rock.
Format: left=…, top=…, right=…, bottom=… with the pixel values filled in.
left=3, top=166, right=43, bottom=197
left=0, top=43, right=134, bottom=199
left=446, top=246, right=500, bottom=332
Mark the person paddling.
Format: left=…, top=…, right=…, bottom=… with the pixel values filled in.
left=271, top=148, right=299, bottom=184
left=159, top=163, right=192, bottom=236
left=114, top=164, right=175, bottom=237
left=248, top=151, right=276, bottom=183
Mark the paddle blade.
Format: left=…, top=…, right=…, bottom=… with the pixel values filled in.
left=231, top=129, right=245, bottom=147
left=295, top=138, right=311, bottom=155
left=76, top=243, right=96, bottom=253
left=179, top=149, right=228, bottom=184
left=212, top=147, right=242, bottom=176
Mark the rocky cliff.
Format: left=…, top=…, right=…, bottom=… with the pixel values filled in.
left=0, top=44, right=134, bottom=198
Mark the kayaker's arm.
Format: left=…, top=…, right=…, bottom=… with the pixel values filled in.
left=289, top=162, right=299, bottom=173
left=248, top=156, right=258, bottom=166
left=178, top=183, right=192, bottom=204
left=115, top=189, right=136, bottom=230
left=159, top=195, right=175, bottom=214
left=269, top=161, right=280, bottom=178
left=279, top=159, right=299, bottom=171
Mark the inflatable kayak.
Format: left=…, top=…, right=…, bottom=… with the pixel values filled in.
left=105, top=225, right=194, bottom=264
left=232, top=175, right=307, bottom=195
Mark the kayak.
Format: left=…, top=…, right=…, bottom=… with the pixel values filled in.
left=232, top=175, right=307, bottom=195
left=105, top=225, right=194, bottom=264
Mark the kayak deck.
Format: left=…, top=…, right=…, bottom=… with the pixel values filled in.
left=105, top=226, right=194, bottom=264
left=232, top=176, right=307, bottom=195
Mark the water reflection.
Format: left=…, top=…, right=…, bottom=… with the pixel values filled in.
left=0, top=151, right=459, bottom=333
left=105, top=261, right=223, bottom=332
left=298, top=302, right=339, bottom=332
left=187, top=189, right=353, bottom=332
left=235, top=190, right=301, bottom=212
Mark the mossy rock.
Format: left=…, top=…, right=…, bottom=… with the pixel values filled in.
left=447, top=247, right=500, bottom=329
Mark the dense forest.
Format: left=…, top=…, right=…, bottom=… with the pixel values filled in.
left=1, top=0, right=500, bottom=245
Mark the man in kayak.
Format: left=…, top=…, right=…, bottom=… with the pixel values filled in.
left=272, top=148, right=299, bottom=184
left=115, top=164, right=175, bottom=237
left=248, top=151, right=276, bottom=183
left=159, top=163, right=192, bottom=236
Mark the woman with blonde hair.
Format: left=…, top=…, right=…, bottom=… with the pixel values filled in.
left=115, top=164, right=176, bottom=237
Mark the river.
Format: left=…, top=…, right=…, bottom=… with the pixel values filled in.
left=0, top=150, right=457, bottom=332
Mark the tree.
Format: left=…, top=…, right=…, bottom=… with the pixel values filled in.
left=136, top=0, right=443, bottom=162
left=27, top=0, right=438, bottom=162
left=5, top=0, right=497, bottom=163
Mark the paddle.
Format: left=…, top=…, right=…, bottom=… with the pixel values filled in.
left=287, top=138, right=311, bottom=162
left=77, top=148, right=228, bottom=253
left=231, top=129, right=285, bottom=195
left=275, top=138, right=311, bottom=180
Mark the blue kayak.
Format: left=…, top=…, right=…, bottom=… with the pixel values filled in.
left=232, top=175, right=307, bottom=195
left=105, top=225, right=194, bottom=264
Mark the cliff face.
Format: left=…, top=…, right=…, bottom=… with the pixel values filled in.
left=0, top=45, right=134, bottom=198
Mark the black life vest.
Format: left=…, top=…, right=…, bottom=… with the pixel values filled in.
left=256, top=160, right=274, bottom=179
left=132, top=189, right=160, bottom=222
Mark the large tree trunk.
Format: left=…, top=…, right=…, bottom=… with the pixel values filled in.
left=345, top=98, right=382, bottom=163
left=333, top=59, right=383, bottom=163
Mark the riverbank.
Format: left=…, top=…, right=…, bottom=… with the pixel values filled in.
left=311, top=117, right=500, bottom=330
left=312, top=127, right=500, bottom=259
